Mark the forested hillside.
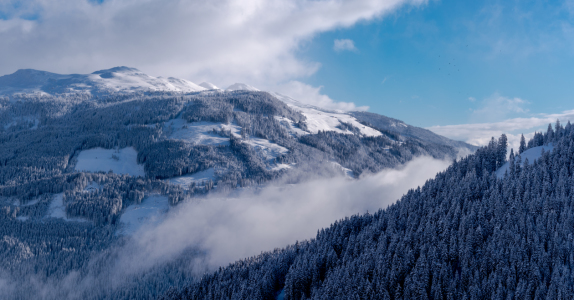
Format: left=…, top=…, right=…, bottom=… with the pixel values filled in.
left=162, top=121, right=574, bottom=300
left=0, top=71, right=476, bottom=299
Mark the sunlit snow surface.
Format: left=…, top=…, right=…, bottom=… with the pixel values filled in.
left=0, top=67, right=206, bottom=96
left=118, top=196, right=169, bottom=235
left=496, top=144, right=554, bottom=178
left=244, top=137, right=289, bottom=161
left=270, top=92, right=381, bottom=137
left=75, top=147, right=145, bottom=177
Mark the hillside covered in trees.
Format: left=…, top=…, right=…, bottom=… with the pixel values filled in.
left=162, top=121, right=574, bottom=300
left=0, top=70, right=477, bottom=300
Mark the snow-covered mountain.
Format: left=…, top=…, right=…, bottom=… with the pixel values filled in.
left=0, top=66, right=481, bottom=299
left=0, top=66, right=206, bottom=96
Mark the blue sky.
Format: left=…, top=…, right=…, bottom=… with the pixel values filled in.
left=299, top=0, right=574, bottom=128
left=1, top=0, right=574, bottom=148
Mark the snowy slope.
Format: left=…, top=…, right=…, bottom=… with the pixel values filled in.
left=496, top=144, right=554, bottom=178
left=164, top=118, right=241, bottom=146
left=270, top=92, right=381, bottom=137
left=75, top=147, right=145, bottom=177
left=0, top=67, right=206, bottom=96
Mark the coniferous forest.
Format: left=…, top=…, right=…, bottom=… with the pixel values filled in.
left=0, top=90, right=475, bottom=299
left=162, top=122, right=574, bottom=300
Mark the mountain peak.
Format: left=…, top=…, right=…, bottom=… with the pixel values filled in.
left=226, top=83, right=259, bottom=92
left=199, top=82, right=219, bottom=90
left=0, top=67, right=206, bottom=95
left=92, top=66, right=140, bottom=75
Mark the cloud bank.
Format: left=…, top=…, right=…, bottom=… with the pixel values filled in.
left=120, top=156, right=450, bottom=271
left=429, top=109, right=574, bottom=152
left=0, top=0, right=423, bottom=89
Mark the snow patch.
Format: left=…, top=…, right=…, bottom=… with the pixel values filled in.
left=269, top=163, right=292, bottom=171
left=45, top=193, right=89, bottom=222
left=83, top=182, right=101, bottom=192
left=496, top=144, right=554, bottom=178
left=331, top=162, right=354, bottom=179
left=244, top=138, right=289, bottom=161
left=75, top=147, right=145, bottom=177
left=168, top=168, right=216, bottom=189
left=274, top=116, right=307, bottom=136
left=271, top=92, right=381, bottom=137
left=164, top=119, right=241, bottom=145
left=118, top=195, right=169, bottom=235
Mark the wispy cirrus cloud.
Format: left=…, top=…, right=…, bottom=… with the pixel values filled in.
left=469, top=93, right=529, bottom=123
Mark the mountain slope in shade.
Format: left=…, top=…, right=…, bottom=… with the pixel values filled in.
left=0, top=66, right=206, bottom=96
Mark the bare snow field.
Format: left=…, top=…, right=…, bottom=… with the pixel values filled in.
left=271, top=92, right=381, bottom=136
left=244, top=137, right=289, bottom=161
left=75, top=147, right=145, bottom=177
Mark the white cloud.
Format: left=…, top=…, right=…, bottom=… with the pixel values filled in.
left=272, top=80, right=369, bottom=111
left=428, top=109, right=574, bottom=152
left=117, top=156, right=451, bottom=271
left=0, top=0, right=423, bottom=88
left=470, top=93, right=529, bottom=123
left=333, top=39, right=358, bottom=52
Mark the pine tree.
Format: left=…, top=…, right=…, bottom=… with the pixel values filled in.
left=519, top=134, right=526, bottom=154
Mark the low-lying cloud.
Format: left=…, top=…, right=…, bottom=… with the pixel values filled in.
left=6, top=156, right=451, bottom=299
left=122, top=156, right=451, bottom=270
left=429, top=109, right=574, bottom=151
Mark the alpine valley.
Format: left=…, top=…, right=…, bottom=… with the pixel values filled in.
left=3, top=67, right=568, bottom=299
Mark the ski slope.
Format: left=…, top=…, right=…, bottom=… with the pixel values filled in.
left=168, top=168, right=216, bottom=189
left=0, top=67, right=206, bottom=96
